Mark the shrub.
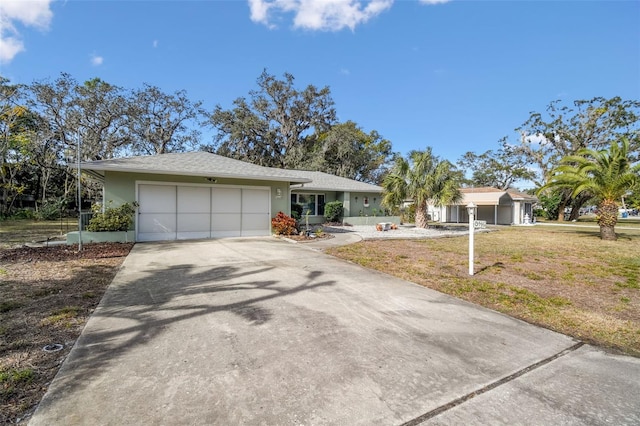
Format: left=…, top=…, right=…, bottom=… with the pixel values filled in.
left=10, top=209, right=36, bottom=220
left=538, top=191, right=562, bottom=220
left=323, top=200, right=343, bottom=223
left=291, top=203, right=303, bottom=220
left=271, top=212, right=297, bottom=235
left=36, top=199, right=65, bottom=221
left=401, top=203, right=416, bottom=224
left=86, top=201, right=138, bottom=232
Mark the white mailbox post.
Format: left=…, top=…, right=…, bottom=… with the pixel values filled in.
left=467, top=202, right=476, bottom=276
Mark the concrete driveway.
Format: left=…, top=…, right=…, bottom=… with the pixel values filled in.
left=30, top=238, right=640, bottom=425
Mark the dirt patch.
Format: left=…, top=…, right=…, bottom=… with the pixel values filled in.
left=0, top=243, right=133, bottom=424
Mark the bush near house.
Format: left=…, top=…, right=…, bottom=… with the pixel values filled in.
left=271, top=212, right=298, bottom=235
left=291, top=203, right=303, bottom=220
left=401, top=203, right=416, bottom=224
left=323, top=200, right=343, bottom=223
left=86, top=202, right=138, bottom=232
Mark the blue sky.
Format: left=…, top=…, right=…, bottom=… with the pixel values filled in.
left=2, top=0, right=639, bottom=169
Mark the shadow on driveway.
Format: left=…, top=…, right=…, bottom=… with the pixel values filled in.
left=29, top=237, right=640, bottom=425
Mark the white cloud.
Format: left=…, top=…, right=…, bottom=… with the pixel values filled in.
left=90, top=54, right=104, bottom=66
left=153, top=40, right=158, bottom=48
left=419, top=0, right=451, bottom=4
left=340, top=68, right=350, bottom=75
left=521, top=132, right=558, bottom=146
left=248, top=0, right=393, bottom=31
left=0, top=0, right=53, bottom=63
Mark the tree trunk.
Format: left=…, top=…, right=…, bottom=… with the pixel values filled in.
left=557, top=198, right=567, bottom=222
left=568, top=205, right=581, bottom=221
left=597, top=199, right=618, bottom=241
left=599, top=225, right=617, bottom=241
left=568, top=194, right=590, bottom=221
left=415, top=202, right=429, bottom=229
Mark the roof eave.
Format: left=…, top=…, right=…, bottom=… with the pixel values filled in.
left=291, top=186, right=382, bottom=192
left=83, top=165, right=311, bottom=184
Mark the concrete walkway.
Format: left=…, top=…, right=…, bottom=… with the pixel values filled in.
left=30, top=238, right=640, bottom=425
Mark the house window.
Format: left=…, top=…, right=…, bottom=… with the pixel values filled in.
left=292, top=193, right=325, bottom=216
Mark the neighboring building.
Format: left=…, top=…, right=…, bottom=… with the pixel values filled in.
left=430, top=187, right=537, bottom=225
left=75, top=151, right=386, bottom=242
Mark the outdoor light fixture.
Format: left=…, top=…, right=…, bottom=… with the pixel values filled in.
left=467, top=202, right=476, bottom=276
left=355, top=196, right=358, bottom=202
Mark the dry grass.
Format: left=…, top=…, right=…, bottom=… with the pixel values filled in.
left=0, top=243, right=132, bottom=424
left=0, top=219, right=78, bottom=249
left=327, top=226, right=640, bottom=357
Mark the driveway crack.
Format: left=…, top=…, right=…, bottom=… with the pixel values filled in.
left=400, top=342, right=585, bottom=426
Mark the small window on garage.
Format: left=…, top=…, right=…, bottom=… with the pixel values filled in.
left=292, top=193, right=325, bottom=216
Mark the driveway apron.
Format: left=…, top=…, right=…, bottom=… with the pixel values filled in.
left=29, top=238, right=640, bottom=425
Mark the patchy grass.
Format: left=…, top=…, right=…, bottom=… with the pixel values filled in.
left=0, top=219, right=78, bottom=249
left=328, top=226, right=640, bottom=357
left=0, top=243, right=132, bottom=424
left=40, top=306, right=83, bottom=328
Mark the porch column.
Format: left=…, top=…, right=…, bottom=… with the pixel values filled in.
left=494, top=205, right=498, bottom=225
left=343, top=192, right=351, bottom=218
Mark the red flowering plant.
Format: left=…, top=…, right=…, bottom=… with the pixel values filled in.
left=271, top=212, right=298, bottom=236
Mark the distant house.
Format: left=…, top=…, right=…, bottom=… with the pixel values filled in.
left=429, top=187, right=537, bottom=225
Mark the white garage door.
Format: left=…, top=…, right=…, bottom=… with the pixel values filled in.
left=137, top=183, right=270, bottom=242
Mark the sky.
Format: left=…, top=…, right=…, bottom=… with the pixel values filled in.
left=1, top=0, right=639, bottom=171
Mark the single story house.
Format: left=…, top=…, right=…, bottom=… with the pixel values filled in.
left=429, top=187, right=537, bottom=225
left=74, top=151, right=387, bottom=243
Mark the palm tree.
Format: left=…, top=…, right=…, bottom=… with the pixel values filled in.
left=540, top=138, right=639, bottom=240
left=382, top=148, right=462, bottom=228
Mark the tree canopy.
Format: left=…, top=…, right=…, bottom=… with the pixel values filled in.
left=127, top=84, right=204, bottom=155
left=514, top=96, right=640, bottom=220
left=458, top=143, right=535, bottom=190
left=540, top=138, right=639, bottom=240
left=302, top=121, right=393, bottom=184
left=207, top=70, right=392, bottom=182
left=208, top=70, right=337, bottom=169
left=1, top=73, right=205, bottom=217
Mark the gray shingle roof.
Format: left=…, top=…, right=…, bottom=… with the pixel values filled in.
left=81, top=152, right=311, bottom=183
left=81, top=152, right=382, bottom=193
left=287, top=170, right=382, bottom=192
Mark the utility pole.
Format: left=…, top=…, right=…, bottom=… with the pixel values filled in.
left=77, top=131, right=83, bottom=251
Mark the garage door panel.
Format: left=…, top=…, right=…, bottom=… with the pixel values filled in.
left=242, top=189, right=269, bottom=213
left=138, top=184, right=178, bottom=241
left=139, top=185, right=176, bottom=213
left=178, top=186, right=210, bottom=214
left=177, top=213, right=211, bottom=239
left=176, top=186, right=210, bottom=239
left=211, top=214, right=241, bottom=237
left=212, top=188, right=241, bottom=213
left=241, top=212, right=270, bottom=236
left=241, top=189, right=270, bottom=236
left=138, top=213, right=177, bottom=241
